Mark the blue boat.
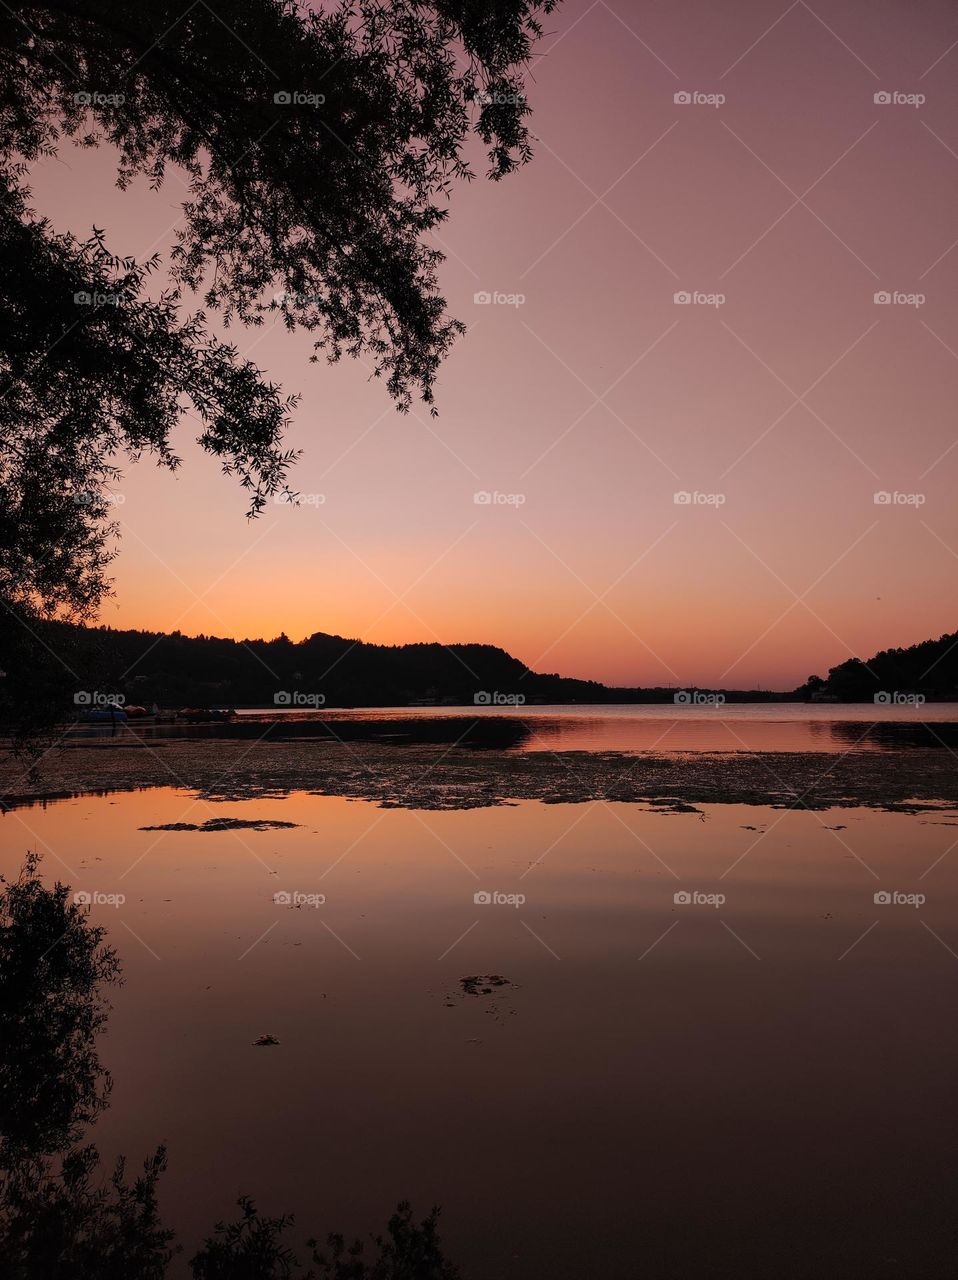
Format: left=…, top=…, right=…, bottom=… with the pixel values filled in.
left=78, top=706, right=128, bottom=723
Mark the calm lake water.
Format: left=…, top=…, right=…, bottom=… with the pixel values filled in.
left=5, top=781, right=958, bottom=1277
left=113, top=700, right=958, bottom=753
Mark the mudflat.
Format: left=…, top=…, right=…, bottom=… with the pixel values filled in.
left=4, top=731, right=957, bottom=814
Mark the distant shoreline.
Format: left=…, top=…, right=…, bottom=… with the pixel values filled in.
left=13, top=620, right=958, bottom=715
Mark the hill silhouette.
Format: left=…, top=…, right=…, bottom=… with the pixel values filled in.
left=49, top=624, right=607, bottom=710
left=11, top=621, right=958, bottom=724
left=796, top=630, right=958, bottom=701
left=13, top=623, right=793, bottom=715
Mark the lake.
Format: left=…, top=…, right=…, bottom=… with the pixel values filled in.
left=74, top=699, right=958, bottom=753
left=4, top=737, right=958, bottom=1277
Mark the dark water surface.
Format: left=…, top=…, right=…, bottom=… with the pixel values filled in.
left=5, top=785, right=958, bottom=1277
left=68, top=700, right=958, bottom=753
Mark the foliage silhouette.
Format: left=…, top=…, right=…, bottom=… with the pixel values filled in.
left=794, top=628, right=958, bottom=701
left=190, top=1197, right=303, bottom=1280
left=307, top=1200, right=460, bottom=1280
left=1, top=1145, right=176, bottom=1280
left=7, top=619, right=603, bottom=712
left=0, top=0, right=558, bottom=621
left=191, top=1196, right=459, bottom=1280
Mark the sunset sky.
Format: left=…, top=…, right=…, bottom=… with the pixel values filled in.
left=29, top=0, right=958, bottom=690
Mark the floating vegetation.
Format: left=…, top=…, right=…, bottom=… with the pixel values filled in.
left=138, top=817, right=301, bottom=832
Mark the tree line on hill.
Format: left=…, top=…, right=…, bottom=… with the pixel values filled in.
left=795, top=630, right=958, bottom=702
left=3, top=619, right=780, bottom=732
left=2, top=621, right=609, bottom=726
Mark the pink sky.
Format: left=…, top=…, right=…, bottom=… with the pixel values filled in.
left=28, top=0, right=958, bottom=689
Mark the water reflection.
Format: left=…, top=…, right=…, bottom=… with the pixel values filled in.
left=69, top=709, right=958, bottom=754
left=0, top=855, right=457, bottom=1280
left=828, top=719, right=958, bottom=750
left=0, top=852, right=173, bottom=1278
left=0, top=852, right=119, bottom=1162
left=73, top=714, right=533, bottom=751
left=5, top=791, right=958, bottom=1278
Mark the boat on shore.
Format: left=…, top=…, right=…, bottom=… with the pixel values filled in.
left=78, top=706, right=128, bottom=724
left=110, top=703, right=177, bottom=723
